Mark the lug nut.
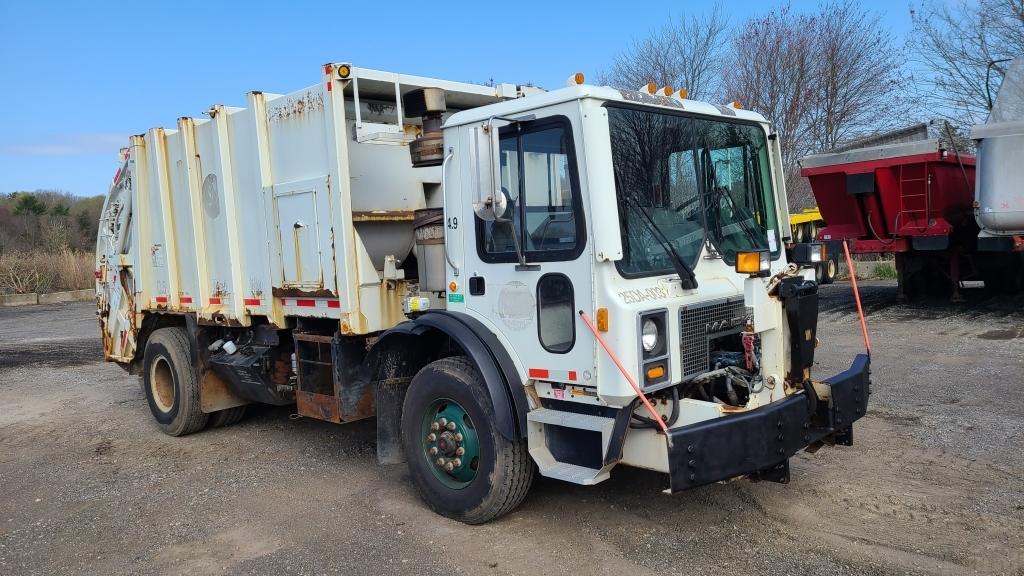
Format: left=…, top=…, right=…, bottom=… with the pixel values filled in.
left=446, top=421, right=457, bottom=431
left=438, top=418, right=448, bottom=427
left=436, top=458, right=446, bottom=467
left=430, top=421, right=440, bottom=431
left=452, top=458, right=462, bottom=468
left=455, top=447, right=465, bottom=456
left=429, top=447, right=438, bottom=456
left=427, top=433, right=436, bottom=442
left=454, top=433, right=463, bottom=442
left=444, top=461, right=455, bottom=472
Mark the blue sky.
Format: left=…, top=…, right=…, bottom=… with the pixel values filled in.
left=0, top=0, right=913, bottom=197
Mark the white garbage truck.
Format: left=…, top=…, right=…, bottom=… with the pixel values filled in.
left=96, top=62, right=870, bottom=523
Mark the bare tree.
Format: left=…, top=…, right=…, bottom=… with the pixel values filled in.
left=601, top=3, right=730, bottom=100
left=724, top=2, right=906, bottom=207
left=908, top=0, right=1024, bottom=127
left=806, top=2, right=906, bottom=150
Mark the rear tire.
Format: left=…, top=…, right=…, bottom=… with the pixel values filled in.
left=401, top=356, right=534, bottom=524
left=822, top=256, right=838, bottom=284
left=142, top=327, right=208, bottom=436
left=207, top=406, right=246, bottom=428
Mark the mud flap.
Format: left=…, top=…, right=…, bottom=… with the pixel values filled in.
left=375, top=377, right=412, bottom=465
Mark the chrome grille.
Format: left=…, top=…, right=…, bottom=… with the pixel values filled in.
left=679, top=297, right=750, bottom=378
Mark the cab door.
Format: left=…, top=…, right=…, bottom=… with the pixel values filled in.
left=458, top=106, right=594, bottom=391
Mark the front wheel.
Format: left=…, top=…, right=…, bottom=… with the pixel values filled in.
left=401, top=357, right=534, bottom=524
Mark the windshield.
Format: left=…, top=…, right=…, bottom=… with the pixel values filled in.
left=608, top=105, right=780, bottom=276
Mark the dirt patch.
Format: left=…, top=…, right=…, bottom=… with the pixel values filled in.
left=977, top=328, right=1024, bottom=340
left=0, top=339, right=101, bottom=369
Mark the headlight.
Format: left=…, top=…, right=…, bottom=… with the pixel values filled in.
left=641, top=318, right=659, bottom=352
left=791, top=242, right=825, bottom=264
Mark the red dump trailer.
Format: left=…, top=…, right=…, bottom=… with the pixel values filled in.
left=800, top=125, right=1022, bottom=299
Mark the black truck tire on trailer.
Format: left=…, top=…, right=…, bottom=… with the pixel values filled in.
left=401, top=356, right=534, bottom=524
left=142, top=327, right=209, bottom=436
left=822, top=255, right=838, bottom=284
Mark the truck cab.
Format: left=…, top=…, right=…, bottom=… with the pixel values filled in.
left=413, top=78, right=870, bottom=501
left=96, top=64, right=870, bottom=524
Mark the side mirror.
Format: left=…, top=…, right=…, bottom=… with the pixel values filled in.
left=472, top=120, right=506, bottom=221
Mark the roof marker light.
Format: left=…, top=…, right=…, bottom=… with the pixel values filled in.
left=646, top=82, right=657, bottom=95
left=678, top=87, right=689, bottom=99
left=662, top=85, right=674, bottom=96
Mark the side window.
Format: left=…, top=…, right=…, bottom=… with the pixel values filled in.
left=537, top=274, right=574, bottom=353
left=478, top=118, right=583, bottom=262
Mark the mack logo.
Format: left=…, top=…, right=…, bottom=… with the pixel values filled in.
left=706, top=316, right=747, bottom=333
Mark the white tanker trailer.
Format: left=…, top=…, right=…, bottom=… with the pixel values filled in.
left=96, top=62, right=870, bottom=523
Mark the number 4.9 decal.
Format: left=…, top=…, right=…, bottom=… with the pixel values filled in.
left=447, top=217, right=458, bottom=229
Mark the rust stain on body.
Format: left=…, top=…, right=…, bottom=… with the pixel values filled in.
left=272, top=286, right=337, bottom=298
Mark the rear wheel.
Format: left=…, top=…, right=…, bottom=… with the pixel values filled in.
left=401, top=357, right=534, bottom=524
left=822, top=256, right=838, bottom=284
left=207, top=406, right=246, bottom=428
left=142, top=327, right=208, bottom=436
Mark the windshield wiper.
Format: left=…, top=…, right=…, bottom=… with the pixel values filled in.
left=624, top=194, right=698, bottom=289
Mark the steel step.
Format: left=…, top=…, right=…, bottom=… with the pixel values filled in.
left=527, top=408, right=614, bottom=431
left=540, top=462, right=609, bottom=485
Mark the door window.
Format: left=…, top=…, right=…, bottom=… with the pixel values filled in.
left=477, top=117, right=585, bottom=263
left=537, top=274, right=575, bottom=353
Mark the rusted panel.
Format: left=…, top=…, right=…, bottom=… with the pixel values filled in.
left=200, top=369, right=249, bottom=413
left=272, top=286, right=337, bottom=299
left=296, top=390, right=341, bottom=423
left=337, top=377, right=375, bottom=422
left=351, top=210, right=415, bottom=222
left=267, top=90, right=325, bottom=122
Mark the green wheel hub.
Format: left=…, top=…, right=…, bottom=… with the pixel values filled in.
left=421, top=398, right=480, bottom=489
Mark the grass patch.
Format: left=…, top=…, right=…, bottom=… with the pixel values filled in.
left=0, top=249, right=94, bottom=294
left=873, top=260, right=897, bottom=279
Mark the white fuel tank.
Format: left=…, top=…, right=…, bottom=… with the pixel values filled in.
left=972, top=58, right=1024, bottom=236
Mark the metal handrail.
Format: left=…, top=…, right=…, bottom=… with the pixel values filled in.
left=441, top=148, right=459, bottom=277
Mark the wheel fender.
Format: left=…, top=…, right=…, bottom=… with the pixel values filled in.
left=368, top=311, right=528, bottom=442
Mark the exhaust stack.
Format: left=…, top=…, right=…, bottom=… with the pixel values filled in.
left=403, top=88, right=446, bottom=167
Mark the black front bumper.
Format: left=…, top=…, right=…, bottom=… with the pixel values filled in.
left=667, top=354, right=870, bottom=492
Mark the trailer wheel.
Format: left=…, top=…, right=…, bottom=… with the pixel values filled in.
left=142, top=327, right=208, bottom=436
left=822, top=256, right=838, bottom=284
left=207, top=406, right=246, bottom=428
left=401, top=356, right=534, bottom=524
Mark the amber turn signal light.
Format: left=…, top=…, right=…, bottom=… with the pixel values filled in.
left=645, top=365, right=665, bottom=380
left=736, top=249, right=770, bottom=276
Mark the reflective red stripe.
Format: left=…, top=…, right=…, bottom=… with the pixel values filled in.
left=209, top=297, right=222, bottom=305
left=179, top=296, right=193, bottom=304
left=327, top=300, right=340, bottom=308
left=568, top=371, right=577, bottom=381
left=528, top=368, right=549, bottom=379
left=243, top=298, right=261, bottom=306
left=295, top=299, right=316, bottom=307
left=154, top=296, right=168, bottom=303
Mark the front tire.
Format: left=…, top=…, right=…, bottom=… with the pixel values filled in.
left=401, top=357, right=534, bottom=524
left=142, top=327, right=208, bottom=436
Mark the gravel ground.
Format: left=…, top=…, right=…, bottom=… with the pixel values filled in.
left=1, top=283, right=1022, bottom=576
